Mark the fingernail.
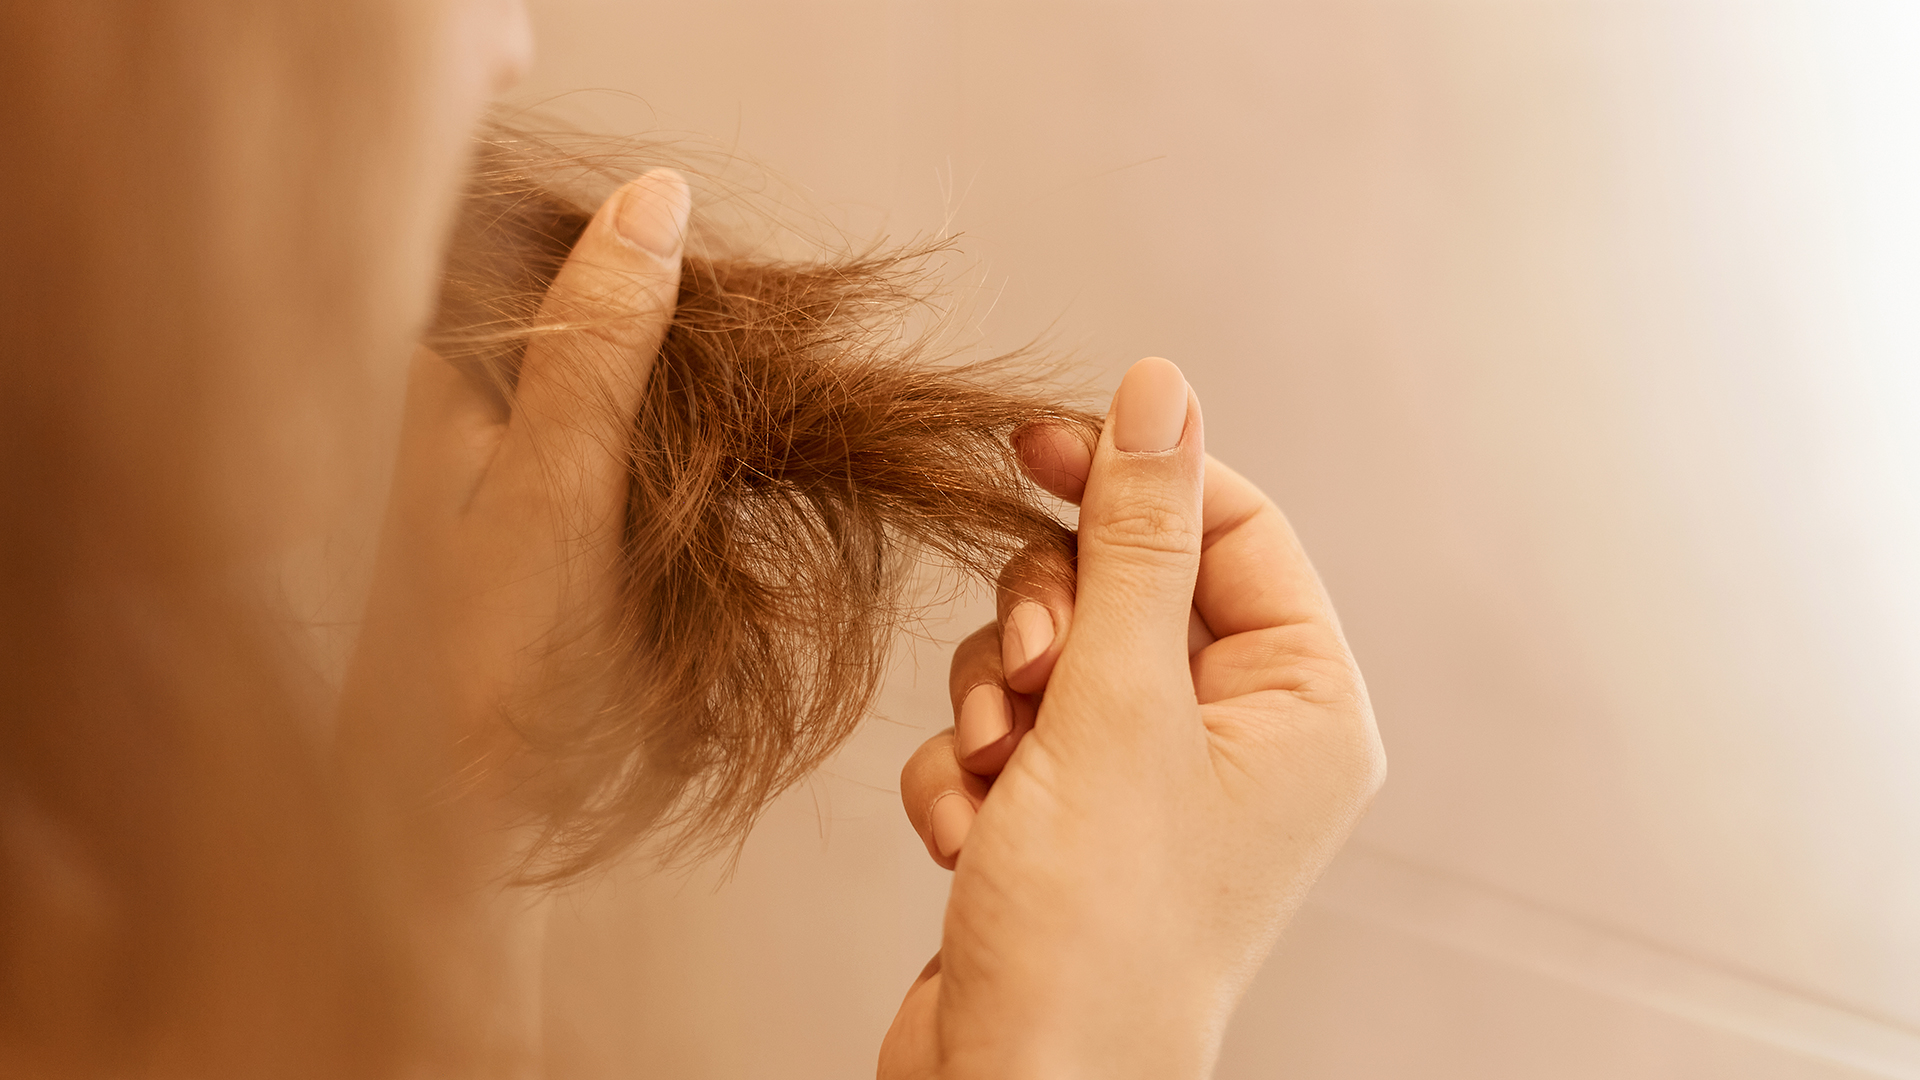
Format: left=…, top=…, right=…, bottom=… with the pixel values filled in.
left=930, top=794, right=974, bottom=860
left=615, top=169, right=692, bottom=258
left=1001, top=601, right=1055, bottom=677
left=1111, top=356, right=1189, bottom=453
left=956, top=684, right=1013, bottom=759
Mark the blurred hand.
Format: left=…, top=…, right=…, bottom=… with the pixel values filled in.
left=338, top=170, right=691, bottom=853
left=884, top=358, right=1386, bottom=1080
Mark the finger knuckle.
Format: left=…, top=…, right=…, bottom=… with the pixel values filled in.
left=1089, top=494, right=1201, bottom=560
left=1319, top=707, right=1385, bottom=783
left=1250, top=625, right=1360, bottom=700
left=900, top=733, right=957, bottom=790
left=1225, top=625, right=1333, bottom=673
left=954, top=622, right=1001, bottom=658
left=1296, top=694, right=1386, bottom=802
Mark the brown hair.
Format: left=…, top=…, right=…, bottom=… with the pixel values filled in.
left=433, top=124, right=1099, bottom=882
left=0, top=4, right=1092, bottom=1056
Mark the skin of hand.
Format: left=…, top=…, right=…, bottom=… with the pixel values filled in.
left=340, top=169, right=691, bottom=829
left=885, top=358, right=1387, bottom=1080
left=334, top=171, right=690, bottom=1069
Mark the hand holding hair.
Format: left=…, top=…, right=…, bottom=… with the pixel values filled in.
left=887, top=359, right=1386, bottom=1080
left=409, top=132, right=1106, bottom=878
left=360, top=139, right=1381, bottom=1078
left=339, top=168, right=692, bottom=863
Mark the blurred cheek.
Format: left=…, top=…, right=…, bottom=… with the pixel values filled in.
left=345, top=0, right=538, bottom=447
left=351, top=0, right=536, bottom=417
left=250, top=0, right=537, bottom=651
left=256, top=0, right=534, bottom=558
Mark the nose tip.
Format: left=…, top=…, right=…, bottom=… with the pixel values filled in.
left=492, top=0, right=536, bottom=92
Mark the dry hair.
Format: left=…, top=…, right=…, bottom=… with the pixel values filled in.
left=433, top=124, right=1099, bottom=882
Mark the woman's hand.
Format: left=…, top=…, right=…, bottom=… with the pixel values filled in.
left=338, top=169, right=691, bottom=860
left=885, top=358, right=1386, bottom=1080
left=335, top=170, right=689, bottom=1074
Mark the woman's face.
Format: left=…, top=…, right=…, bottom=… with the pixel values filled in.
left=5, top=0, right=540, bottom=567
left=188, top=0, right=537, bottom=554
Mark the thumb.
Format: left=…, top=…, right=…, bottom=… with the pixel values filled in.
left=490, top=169, right=690, bottom=534
left=1066, top=356, right=1204, bottom=685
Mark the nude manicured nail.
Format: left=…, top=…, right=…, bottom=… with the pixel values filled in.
left=1002, top=601, right=1055, bottom=677
left=956, top=683, right=1013, bottom=759
left=930, top=794, right=974, bottom=860
left=1111, top=356, right=1189, bottom=453
left=615, top=169, right=691, bottom=258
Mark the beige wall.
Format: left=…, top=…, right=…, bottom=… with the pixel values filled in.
left=516, top=3, right=1920, bottom=1076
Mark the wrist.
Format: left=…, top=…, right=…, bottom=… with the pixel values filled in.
left=943, top=965, right=1226, bottom=1080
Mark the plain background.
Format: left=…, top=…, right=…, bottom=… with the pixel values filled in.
left=496, top=2, right=1920, bottom=1077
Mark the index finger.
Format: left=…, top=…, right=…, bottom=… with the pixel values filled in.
left=1013, top=421, right=1337, bottom=637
